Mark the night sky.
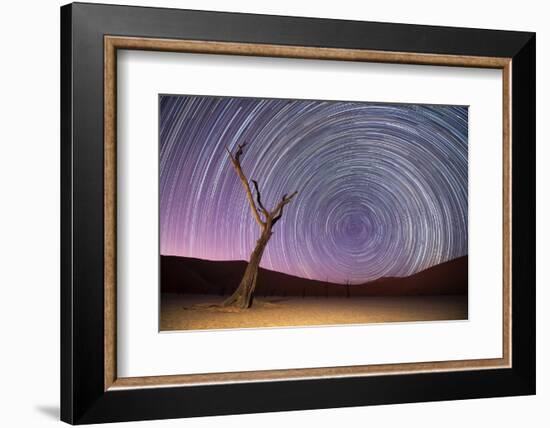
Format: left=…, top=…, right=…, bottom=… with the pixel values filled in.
left=160, top=95, right=468, bottom=284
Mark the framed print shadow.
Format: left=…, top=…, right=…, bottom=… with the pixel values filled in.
left=60, top=2, right=535, bottom=425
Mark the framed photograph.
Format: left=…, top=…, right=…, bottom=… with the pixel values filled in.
left=60, top=2, right=535, bottom=424
left=158, top=94, right=470, bottom=331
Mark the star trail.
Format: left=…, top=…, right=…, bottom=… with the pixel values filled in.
left=160, top=95, right=468, bottom=284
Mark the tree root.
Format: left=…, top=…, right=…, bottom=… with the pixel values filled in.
left=184, top=299, right=284, bottom=313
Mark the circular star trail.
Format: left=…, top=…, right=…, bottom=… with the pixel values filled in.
left=160, top=95, right=468, bottom=284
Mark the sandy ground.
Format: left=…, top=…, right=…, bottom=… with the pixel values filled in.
left=160, top=294, right=468, bottom=331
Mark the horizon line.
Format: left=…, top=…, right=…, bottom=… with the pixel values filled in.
left=160, top=253, right=468, bottom=286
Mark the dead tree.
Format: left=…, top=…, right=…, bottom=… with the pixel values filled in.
left=222, top=143, right=298, bottom=309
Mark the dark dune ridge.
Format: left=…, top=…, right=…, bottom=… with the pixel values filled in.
left=160, top=255, right=467, bottom=298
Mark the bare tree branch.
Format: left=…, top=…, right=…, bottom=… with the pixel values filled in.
left=225, top=145, right=265, bottom=228
left=251, top=180, right=268, bottom=218
left=270, top=191, right=298, bottom=223
left=271, top=206, right=285, bottom=227
left=235, top=142, right=247, bottom=163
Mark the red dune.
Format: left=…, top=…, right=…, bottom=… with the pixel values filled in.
left=160, top=255, right=467, bottom=297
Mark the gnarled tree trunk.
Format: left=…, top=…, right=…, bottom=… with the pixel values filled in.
left=221, top=142, right=297, bottom=309
left=222, top=227, right=272, bottom=309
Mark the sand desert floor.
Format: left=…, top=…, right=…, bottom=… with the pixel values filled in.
left=160, top=294, right=468, bottom=331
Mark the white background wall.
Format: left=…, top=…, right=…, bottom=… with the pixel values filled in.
left=0, top=0, right=546, bottom=426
